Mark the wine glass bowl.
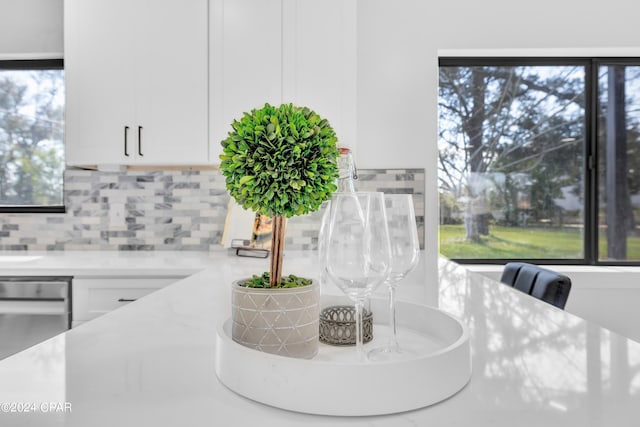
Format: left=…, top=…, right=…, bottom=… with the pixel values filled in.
left=323, top=192, right=391, bottom=359
left=368, top=193, right=420, bottom=360
left=386, top=194, right=420, bottom=279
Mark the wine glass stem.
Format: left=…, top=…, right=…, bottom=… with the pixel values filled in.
left=355, top=300, right=365, bottom=361
left=388, top=284, right=399, bottom=352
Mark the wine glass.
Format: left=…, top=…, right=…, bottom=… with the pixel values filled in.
left=324, top=192, right=391, bottom=360
left=368, top=194, right=420, bottom=361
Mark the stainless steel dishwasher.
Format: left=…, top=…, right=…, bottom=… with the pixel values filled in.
left=0, top=276, right=72, bottom=360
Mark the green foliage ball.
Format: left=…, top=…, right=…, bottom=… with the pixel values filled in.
left=219, top=103, right=340, bottom=218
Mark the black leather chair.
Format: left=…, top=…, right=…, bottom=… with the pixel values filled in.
left=500, top=262, right=572, bottom=310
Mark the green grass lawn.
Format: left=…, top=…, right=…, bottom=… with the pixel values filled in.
left=439, top=225, right=583, bottom=258
left=440, top=224, right=640, bottom=259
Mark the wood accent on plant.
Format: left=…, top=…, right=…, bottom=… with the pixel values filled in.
left=269, top=216, right=287, bottom=287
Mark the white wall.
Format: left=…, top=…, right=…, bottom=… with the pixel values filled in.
left=356, top=0, right=640, bottom=291
left=0, top=0, right=63, bottom=57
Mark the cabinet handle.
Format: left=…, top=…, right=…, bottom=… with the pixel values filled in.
left=124, top=126, right=130, bottom=156
left=138, top=126, right=143, bottom=156
left=117, top=298, right=137, bottom=303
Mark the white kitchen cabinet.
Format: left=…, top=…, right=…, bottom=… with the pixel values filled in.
left=209, top=0, right=357, bottom=162
left=72, top=276, right=184, bottom=327
left=209, top=0, right=283, bottom=162
left=281, top=0, right=357, bottom=150
left=65, top=0, right=209, bottom=167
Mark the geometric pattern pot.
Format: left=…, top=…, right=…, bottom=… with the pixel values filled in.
left=231, top=280, right=319, bottom=359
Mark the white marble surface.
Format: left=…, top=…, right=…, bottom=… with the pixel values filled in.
left=465, top=264, right=640, bottom=342
left=0, top=251, right=639, bottom=426
left=0, top=250, right=217, bottom=276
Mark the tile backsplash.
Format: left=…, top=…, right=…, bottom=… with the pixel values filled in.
left=0, top=168, right=424, bottom=251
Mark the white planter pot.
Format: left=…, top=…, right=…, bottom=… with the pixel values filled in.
left=231, top=280, right=319, bottom=359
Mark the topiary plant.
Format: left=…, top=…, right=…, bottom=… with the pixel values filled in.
left=220, top=103, right=340, bottom=287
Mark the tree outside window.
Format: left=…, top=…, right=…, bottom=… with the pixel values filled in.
left=0, top=60, right=64, bottom=210
left=438, top=61, right=585, bottom=260
left=598, top=64, right=640, bottom=262
left=439, top=58, right=640, bottom=263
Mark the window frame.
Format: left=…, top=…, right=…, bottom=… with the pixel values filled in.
left=438, top=56, right=640, bottom=266
left=0, top=58, right=65, bottom=214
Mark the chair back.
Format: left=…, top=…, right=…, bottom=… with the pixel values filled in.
left=500, top=262, right=572, bottom=309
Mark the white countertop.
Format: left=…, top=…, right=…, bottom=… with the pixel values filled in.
left=0, top=251, right=639, bottom=426
left=0, top=251, right=217, bottom=277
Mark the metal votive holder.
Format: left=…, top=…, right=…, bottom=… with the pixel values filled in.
left=319, top=305, right=373, bottom=346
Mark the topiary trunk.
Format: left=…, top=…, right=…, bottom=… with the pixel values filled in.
left=269, top=216, right=286, bottom=287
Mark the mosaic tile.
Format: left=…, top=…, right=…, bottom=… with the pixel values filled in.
left=0, top=168, right=424, bottom=251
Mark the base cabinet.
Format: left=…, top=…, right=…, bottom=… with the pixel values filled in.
left=72, top=276, right=184, bottom=327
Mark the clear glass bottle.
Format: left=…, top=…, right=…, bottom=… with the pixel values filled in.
left=318, top=148, right=357, bottom=294
left=319, top=147, right=358, bottom=264
left=318, top=148, right=376, bottom=346
left=335, top=147, right=358, bottom=192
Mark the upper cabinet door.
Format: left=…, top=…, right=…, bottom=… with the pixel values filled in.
left=209, top=0, right=357, bottom=163
left=132, top=0, right=209, bottom=165
left=209, top=0, right=283, bottom=162
left=65, top=0, right=136, bottom=165
left=282, top=0, right=357, bottom=151
left=65, top=0, right=209, bottom=167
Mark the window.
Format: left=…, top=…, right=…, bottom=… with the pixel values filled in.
left=438, top=57, right=640, bottom=265
left=597, top=62, right=640, bottom=262
left=0, top=59, right=64, bottom=213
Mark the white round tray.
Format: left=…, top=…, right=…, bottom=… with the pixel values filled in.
left=215, top=296, right=471, bottom=416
